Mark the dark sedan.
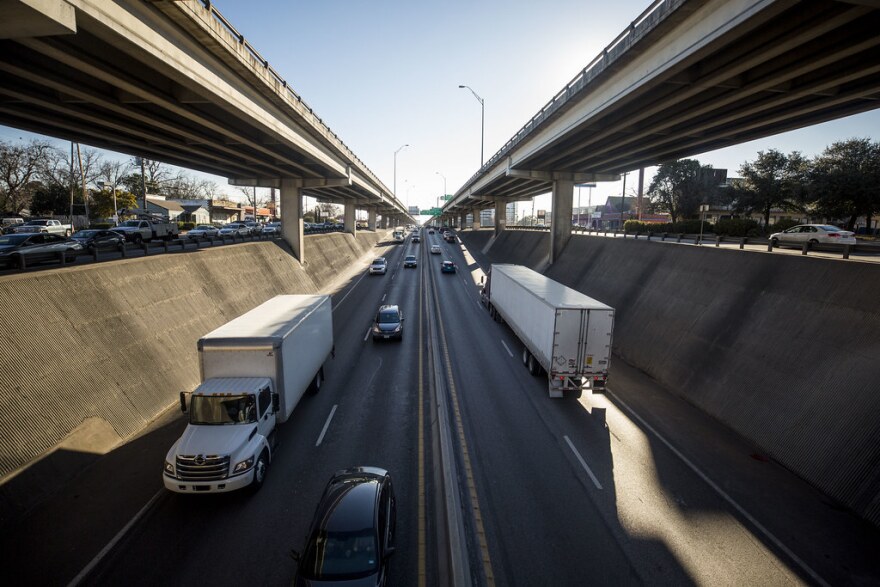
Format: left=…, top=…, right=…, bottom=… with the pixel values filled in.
left=293, top=467, right=396, bottom=586
left=0, top=233, right=83, bottom=269
left=441, top=260, right=457, bottom=273
left=70, top=229, right=125, bottom=251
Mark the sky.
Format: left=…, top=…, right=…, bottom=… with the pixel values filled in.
left=3, top=0, right=878, bottom=217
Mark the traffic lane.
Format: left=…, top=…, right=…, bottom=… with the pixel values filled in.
left=91, top=247, right=424, bottom=586
left=429, top=259, right=642, bottom=585
left=464, top=302, right=808, bottom=581
left=594, top=360, right=880, bottom=585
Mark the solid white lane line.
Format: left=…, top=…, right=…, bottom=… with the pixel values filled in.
left=607, top=389, right=829, bottom=587
left=500, top=340, right=514, bottom=358
left=67, top=490, right=165, bottom=587
left=382, top=293, right=386, bottom=302
left=316, top=405, right=338, bottom=447
left=334, top=270, right=370, bottom=311
left=363, top=327, right=371, bottom=342
left=564, top=435, right=603, bottom=490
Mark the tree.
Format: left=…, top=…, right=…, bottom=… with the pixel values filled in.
left=166, top=174, right=217, bottom=199
left=126, top=157, right=173, bottom=199
left=646, top=159, right=716, bottom=223
left=734, top=149, right=807, bottom=227
left=809, top=138, right=880, bottom=232
left=0, top=139, right=53, bottom=213
left=29, top=182, right=71, bottom=216
left=91, top=189, right=137, bottom=219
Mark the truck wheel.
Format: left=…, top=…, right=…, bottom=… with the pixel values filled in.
left=251, top=450, right=269, bottom=491
left=527, top=354, right=542, bottom=377
left=522, top=347, right=529, bottom=366
left=308, top=367, right=324, bottom=395
left=133, top=234, right=143, bottom=245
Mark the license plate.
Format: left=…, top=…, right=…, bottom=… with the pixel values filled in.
left=383, top=335, right=390, bottom=339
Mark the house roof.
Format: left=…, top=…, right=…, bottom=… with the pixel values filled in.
left=147, top=197, right=184, bottom=212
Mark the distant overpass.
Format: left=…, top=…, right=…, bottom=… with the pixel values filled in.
left=442, top=0, right=880, bottom=262
left=0, top=0, right=413, bottom=260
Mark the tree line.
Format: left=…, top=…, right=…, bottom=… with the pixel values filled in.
left=0, top=139, right=223, bottom=219
left=646, top=138, right=879, bottom=232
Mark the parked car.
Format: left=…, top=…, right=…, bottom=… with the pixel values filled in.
left=185, top=225, right=220, bottom=240
left=403, top=255, right=417, bottom=268
left=243, top=221, right=263, bottom=235
left=70, top=229, right=125, bottom=251
left=441, top=260, right=457, bottom=273
left=263, top=222, right=282, bottom=235
left=769, top=224, right=856, bottom=246
left=292, top=466, right=396, bottom=586
left=11, top=218, right=73, bottom=237
left=372, top=305, right=403, bottom=341
left=218, top=222, right=250, bottom=237
left=369, top=257, right=387, bottom=275
left=430, top=244, right=441, bottom=254
left=0, top=233, right=83, bottom=269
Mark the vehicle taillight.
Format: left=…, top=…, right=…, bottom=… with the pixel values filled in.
left=828, top=233, right=840, bottom=238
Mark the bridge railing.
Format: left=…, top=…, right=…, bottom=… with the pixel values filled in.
left=194, top=1, right=393, bottom=199
left=455, top=0, right=678, bottom=195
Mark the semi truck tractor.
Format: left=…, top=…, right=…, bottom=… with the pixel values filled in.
left=163, top=295, right=333, bottom=493
left=480, top=264, right=614, bottom=398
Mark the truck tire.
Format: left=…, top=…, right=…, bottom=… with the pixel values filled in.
left=133, top=234, right=143, bottom=245
left=522, top=347, right=529, bottom=366
left=251, top=449, right=269, bottom=492
left=307, top=367, right=324, bottom=395
left=527, top=353, right=542, bottom=377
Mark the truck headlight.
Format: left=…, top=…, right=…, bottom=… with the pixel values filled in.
left=233, top=455, right=255, bottom=474
left=164, top=461, right=175, bottom=476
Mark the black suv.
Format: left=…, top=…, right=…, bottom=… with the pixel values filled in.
left=293, top=467, right=396, bottom=586
left=371, top=305, right=403, bottom=341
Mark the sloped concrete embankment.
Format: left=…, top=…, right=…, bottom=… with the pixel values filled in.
left=0, top=231, right=383, bottom=515
left=460, top=229, right=880, bottom=526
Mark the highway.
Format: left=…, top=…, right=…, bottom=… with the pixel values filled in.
left=4, top=229, right=880, bottom=586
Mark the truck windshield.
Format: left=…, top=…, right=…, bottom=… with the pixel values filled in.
left=119, top=220, right=142, bottom=227
left=189, top=394, right=257, bottom=425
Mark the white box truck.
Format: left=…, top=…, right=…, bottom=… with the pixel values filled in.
left=480, top=264, right=614, bottom=398
left=163, top=295, right=333, bottom=493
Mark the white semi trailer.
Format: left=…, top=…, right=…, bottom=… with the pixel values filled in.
left=163, top=295, right=333, bottom=493
left=480, top=264, right=614, bottom=398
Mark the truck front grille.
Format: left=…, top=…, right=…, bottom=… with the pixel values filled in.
left=175, top=455, right=230, bottom=481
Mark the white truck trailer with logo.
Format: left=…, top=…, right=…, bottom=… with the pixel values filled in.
left=163, top=295, right=333, bottom=493
left=480, top=264, right=614, bottom=398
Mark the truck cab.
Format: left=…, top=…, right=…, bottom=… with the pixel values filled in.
left=163, top=377, right=276, bottom=493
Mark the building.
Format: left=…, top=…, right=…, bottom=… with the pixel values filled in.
left=145, top=196, right=184, bottom=221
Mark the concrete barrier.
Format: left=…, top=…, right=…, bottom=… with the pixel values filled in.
left=461, top=230, right=880, bottom=527
left=0, top=231, right=384, bottom=516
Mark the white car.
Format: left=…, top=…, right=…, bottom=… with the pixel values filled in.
left=186, top=225, right=219, bottom=240
left=263, top=222, right=281, bottom=235
left=369, top=257, right=387, bottom=275
left=769, top=224, right=856, bottom=247
left=430, top=244, right=441, bottom=254
left=218, top=223, right=250, bottom=237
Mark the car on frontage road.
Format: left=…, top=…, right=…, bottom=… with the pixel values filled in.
left=769, top=224, right=856, bottom=246
left=185, top=225, right=220, bottom=240
left=70, top=229, right=125, bottom=251
left=218, top=223, right=250, bottom=237
left=263, top=222, right=281, bottom=235
left=0, top=233, right=83, bottom=269
left=292, top=466, right=396, bottom=586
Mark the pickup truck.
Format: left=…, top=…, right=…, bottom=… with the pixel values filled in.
left=11, top=219, right=72, bottom=237
left=112, top=219, right=179, bottom=243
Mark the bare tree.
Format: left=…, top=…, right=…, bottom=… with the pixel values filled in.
left=167, top=174, right=217, bottom=199
left=0, top=139, right=54, bottom=213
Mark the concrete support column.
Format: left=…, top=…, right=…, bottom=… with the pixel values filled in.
left=280, top=178, right=304, bottom=262
left=494, top=200, right=507, bottom=237
left=459, top=213, right=466, bottom=229
left=344, top=202, right=356, bottom=235
left=550, top=179, right=574, bottom=264
left=368, top=208, right=377, bottom=230
left=472, top=209, right=481, bottom=229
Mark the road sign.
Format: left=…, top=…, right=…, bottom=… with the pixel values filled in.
left=424, top=208, right=442, bottom=216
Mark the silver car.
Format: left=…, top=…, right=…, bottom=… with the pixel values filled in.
left=769, top=224, right=856, bottom=247
left=369, top=257, right=387, bottom=275
left=218, top=222, right=250, bottom=237
left=0, top=233, right=83, bottom=269
left=186, top=225, right=220, bottom=240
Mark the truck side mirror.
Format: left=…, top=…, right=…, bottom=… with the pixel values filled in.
left=272, top=393, right=280, bottom=413
left=480, top=275, right=485, bottom=284
left=179, top=391, right=187, bottom=413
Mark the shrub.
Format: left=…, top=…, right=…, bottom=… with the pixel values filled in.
left=90, top=222, right=113, bottom=229
left=714, top=218, right=761, bottom=237
left=178, top=222, right=196, bottom=231
left=769, top=218, right=800, bottom=232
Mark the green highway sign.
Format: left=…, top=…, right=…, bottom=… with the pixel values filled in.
left=424, top=208, right=442, bottom=216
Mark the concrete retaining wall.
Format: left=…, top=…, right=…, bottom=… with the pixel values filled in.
left=0, top=231, right=383, bottom=514
left=462, top=230, right=880, bottom=526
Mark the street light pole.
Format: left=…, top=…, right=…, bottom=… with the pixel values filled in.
left=393, top=143, right=409, bottom=200
left=435, top=171, right=446, bottom=205
left=458, top=85, right=485, bottom=167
